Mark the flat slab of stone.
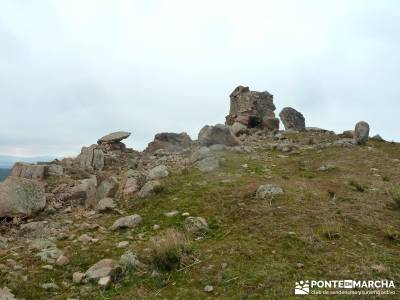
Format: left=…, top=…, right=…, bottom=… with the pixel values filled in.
left=98, top=131, right=131, bottom=144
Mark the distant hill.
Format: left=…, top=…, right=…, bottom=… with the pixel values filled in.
left=0, top=168, right=10, bottom=181
left=0, top=155, right=56, bottom=168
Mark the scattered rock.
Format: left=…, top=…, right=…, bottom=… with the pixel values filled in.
left=72, top=272, right=85, bottom=284
left=195, top=157, right=220, bottom=172
left=0, top=287, right=17, bottom=300
left=98, top=276, right=111, bottom=287
left=341, top=130, right=354, bottom=138
left=117, top=241, right=129, bottom=248
left=56, top=255, right=69, bottom=266
left=184, top=217, right=209, bottom=236
left=198, top=124, right=240, bottom=146
left=137, top=181, right=162, bottom=198
left=371, top=134, right=384, bottom=141
left=153, top=224, right=160, bottom=230
left=191, top=147, right=212, bottom=163
left=36, top=248, right=63, bottom=264
left=318, top=164, right=336, bottom=171
left=0, top=177, right=46, bottom=218
left=85, top=259, right=122, bottom=282
left=231, top=122, right=248, bottom=136
left=123, top=178, right=139, bottom=198
left=96, top=197, right=116, bottom=212
left=256, top=184, right=284, bottom=200
left=40, top=283, right=59, bottom=290
left=47, top=164, right=63, bottom=176
left=71, top=176, right=97, bottom=208
left=262, top=117, right=280, bottom=131
left=111, top=215, right=143, bottom=231
left=279, top=107, right=306, bottom=131
left=97, top=176, right=119, bottom=200
left=204, top=285, right=214, bottom=292
left=164, top=210, right=179, bottom=217
left=120, top=251, right=146, bottom=270
left=147, top=165, right=169, bottom=180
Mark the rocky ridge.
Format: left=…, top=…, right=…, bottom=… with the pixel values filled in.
left=0, top=85, right=393, bottom=299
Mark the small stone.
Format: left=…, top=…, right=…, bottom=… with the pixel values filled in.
left=42, top=265, right=53, bottom=270
left=85, top=259, right=122, bottom=282
left=96, top=198, right=116, bottom=212
left=78, top=234, right=93, bottom=243
left=256, top=184, right=284, bottom=200
left=181, top=212, right=190, bottom=217
left=111, top=215, right=143, bottom=231
left=98, top=276, right=111, bottom=287
left=152, top=224, right=160, bottom=230
left=72, top=272, right=85, bottom=284
left=147, top=165, right=169, bottom=180
left=41, top=283, right=59, bottom=290
left=204, top=285, right=214, bottom=292
left=164, top=210, right=179, bottom=217
left=56, top=255, right=69, bottom=266
left=296, top=263, right=304, bottom=269
left=184, top=217, right=209, bottom=236
left=117, top=241, right=129, bottom=248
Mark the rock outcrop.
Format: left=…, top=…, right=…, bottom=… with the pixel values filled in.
left=226, top=86, right=278, bottom=131
left=354, top=121, right=370, bottom=145
left=279, top=107, right=306, bottom=131
left=198, top=124, right=240, bottom=146
left=0, top=177, right=46, bottom=217
left=11, top=163, right=46, bottom=180
left=145, top=132, right=192, bottom=152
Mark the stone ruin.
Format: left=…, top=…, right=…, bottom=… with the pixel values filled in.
left=225, top=85, right=280, bottom=131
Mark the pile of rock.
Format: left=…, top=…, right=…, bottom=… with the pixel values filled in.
left=77, top=131, right=131, bottom=171
left=225, top=86, right=279, bottom=133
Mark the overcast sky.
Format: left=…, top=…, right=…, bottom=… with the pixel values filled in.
left=0, top=0, right=399, bottom=157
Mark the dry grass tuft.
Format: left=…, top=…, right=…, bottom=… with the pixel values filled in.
left=388, top=186, right=400, bottom=208
left=147, top=228, right=191, bottom=271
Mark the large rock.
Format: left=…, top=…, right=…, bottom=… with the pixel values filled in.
left=122, top=178, right=139, bottom=198
left=111, top=215, right=143, bottom=230
left=147, top=165, right=169, bottom=180
left=11, top=163, right=46, bottom=180
left=145, top=132, right=192, bottom=152
left=71, top=176, right=97, bottom=208
left=262, top=117, right=280, bottom=131
left=0, top=177, right=46, bottom=218
left=279, top=107, right=306, bottom=131
left=225, top=86, right=276, bottom=130
left=198, top=124, right=240, bottom=146
left=97, top=176, right=119, bottom=200
left=137, top=180, right=162, bottom=198
left=195, top=157, right=220, bottom=172
left=85, top=259, right=122, bottom=282
left=77, top=144, right=104, bottom=171
left=98, top=131, right=131, bottom=144
left=184, top=217, right=209, bottom=236
left=47, top=164, right=63, bottom=176
left=354, top=121, right=370, bottom=145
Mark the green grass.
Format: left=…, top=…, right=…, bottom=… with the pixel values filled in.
left=2, top=133, right=400, bottom=299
